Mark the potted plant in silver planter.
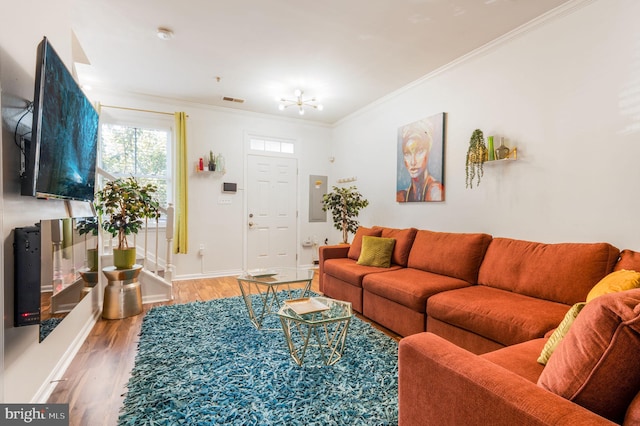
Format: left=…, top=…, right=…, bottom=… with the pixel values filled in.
left=322, top=185, right=369, bottom=244
left=95, top=177, right=160, bottom=269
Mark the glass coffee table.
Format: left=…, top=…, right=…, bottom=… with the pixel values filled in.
left=277, top=296, right=352, bottom=366
left=236, top=268, right=314, bottom=330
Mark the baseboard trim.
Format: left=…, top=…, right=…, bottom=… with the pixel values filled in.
left=31, top=308, right=102, bottom=403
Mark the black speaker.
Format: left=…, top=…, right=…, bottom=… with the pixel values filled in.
left=14, top=225, right=41, bottom=327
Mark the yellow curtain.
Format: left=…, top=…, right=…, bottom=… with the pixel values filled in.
left=174, top=112, right=188, bottom=254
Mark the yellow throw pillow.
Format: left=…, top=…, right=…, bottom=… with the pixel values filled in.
left=586, top=270, right=640, bottom=302
left=537, top=302, right=586, bottom=365
left=357, top=236, right=396, bottom=268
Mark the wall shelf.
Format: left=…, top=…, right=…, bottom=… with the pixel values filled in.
left=484, top=157, right=516, bottom=165
left=195, top=169, right=226, bottom=176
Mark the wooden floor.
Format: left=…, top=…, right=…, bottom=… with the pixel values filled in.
left=47, top=272, right=400, bottom=426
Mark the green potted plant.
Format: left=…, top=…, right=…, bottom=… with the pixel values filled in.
left=465, top=129, right=488, bottom=189
left=76, top=216, right=99, bottom=271
left=208, top=150, right=216, bottom=171
left=95, top=177, right=160, bottom=269
left=322, top=185, right=369, bottom=244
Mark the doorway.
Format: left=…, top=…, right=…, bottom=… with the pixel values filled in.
left=246, top=154, right=298, bottom=269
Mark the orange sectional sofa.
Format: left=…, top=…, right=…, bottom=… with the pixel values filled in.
left=318, top=226, right=640, bottom=425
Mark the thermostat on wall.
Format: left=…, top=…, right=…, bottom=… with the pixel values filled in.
left=222, top=182, right=237, bottom=193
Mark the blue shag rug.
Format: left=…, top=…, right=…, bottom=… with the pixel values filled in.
left=118, top=292, right=399, bottom=425
left=40, top=317, right=64, bottom=341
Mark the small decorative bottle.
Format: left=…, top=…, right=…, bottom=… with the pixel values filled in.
left=215, top=154, right=225, bottom=173
left=495, top=137, right=510, bottom=160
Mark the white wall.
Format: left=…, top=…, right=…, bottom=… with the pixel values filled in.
left=0, top=0, right=105, bottom=404
left=93, top=91, right=333, bottom=278
left=331, top=0, right=640, bottom=251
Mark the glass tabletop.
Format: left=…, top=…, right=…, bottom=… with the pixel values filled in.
left=277, top=296, right=352, bottom=324
left=237, top=267, right=314, bottom=285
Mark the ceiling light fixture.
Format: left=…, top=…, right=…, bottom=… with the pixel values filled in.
left=156, top=27, right=174, bottom=40
left=277, top=89, right=323, bottom=115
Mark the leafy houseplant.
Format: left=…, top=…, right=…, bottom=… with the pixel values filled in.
left=322, top=186, right=369, bottom=244
left=76, top=216, right=99, bottom=271
left=465, top=129, right=488, bottom=189
left=95, top=177, right=160, bottom=269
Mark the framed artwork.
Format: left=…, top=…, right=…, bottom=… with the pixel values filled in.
left=396, top=113, right=445, bottom=202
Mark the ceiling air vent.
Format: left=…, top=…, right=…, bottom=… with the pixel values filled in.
left=222, top=96, right=245, bottom=104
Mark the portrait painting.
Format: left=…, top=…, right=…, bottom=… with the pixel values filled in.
left=396, top=113, right=445, bottom=202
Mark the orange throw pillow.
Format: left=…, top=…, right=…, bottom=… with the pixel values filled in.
left=347, top=226, right=382, bottom=260
left=537, top=289, right=640, bottom=423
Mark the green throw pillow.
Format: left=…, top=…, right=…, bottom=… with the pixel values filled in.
left=537, top=302, right=586, bottom=365
left=357, top=236, right=396, bottom=268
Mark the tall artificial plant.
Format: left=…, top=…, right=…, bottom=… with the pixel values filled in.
left=95, top=177, right=160, bottom=250
left=465, top=129, right=488, bottom=189
left=322, top=185, right=369, bottom=244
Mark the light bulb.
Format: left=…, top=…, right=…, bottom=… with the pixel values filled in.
left=299, top=108, right=305, bottom=115
left=317, top=104, right=324, bottom=111
left=294, top=89, right=302, bottom=98
left=278, top=104, right=285, bottom=111
left=157, top=28, right=174, bottom=40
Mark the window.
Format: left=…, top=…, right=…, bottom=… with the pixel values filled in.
left=249, top=137, right=295, bottom=154
left=99, top=123, right=172, bottom=209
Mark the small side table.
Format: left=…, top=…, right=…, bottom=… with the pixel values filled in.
left=278, top=297, right=352, bottom=366
left=236, top=268, right=314, bottom=330
left=102, top=264, right=143, bottom=319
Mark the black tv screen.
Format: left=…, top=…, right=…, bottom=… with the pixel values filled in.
left=21, top=36, right=99, bottom=202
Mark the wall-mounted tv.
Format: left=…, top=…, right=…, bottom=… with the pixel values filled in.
left=21, top=36, right=99, bottom=202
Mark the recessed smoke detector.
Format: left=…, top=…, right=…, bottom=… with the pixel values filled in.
left=157, top=27, right=174, bottom=40
left=222, top=96, right=245, bottom=103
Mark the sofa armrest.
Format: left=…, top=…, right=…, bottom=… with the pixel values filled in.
left=318, top=244, right=350, bottom=293
left=399, top=333, right=616, bottom=426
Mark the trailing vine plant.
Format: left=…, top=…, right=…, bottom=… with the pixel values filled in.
left=322, top=185, right=369, bottom=244
left=465, top=129, right=488, bottom=189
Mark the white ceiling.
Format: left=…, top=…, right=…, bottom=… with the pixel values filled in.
left=71, top=0, right=572, bottom=124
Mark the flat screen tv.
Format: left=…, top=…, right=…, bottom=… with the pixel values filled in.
left=21, top=36, right=99, bottom=202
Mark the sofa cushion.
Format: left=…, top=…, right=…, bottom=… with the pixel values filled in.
left=586, top=269, right=640, bottom=302
left=373, top=227, right=417, bottom=267
left=407, top=230, right=492, bottom=283
left=478, top=238, right=620, bottom=305
left=347, top=226, right=382, bottom=260
left=614, top=249, right=640, bottom=272
left=537, top=288, right=640, bottom=424
left=427, top=286, right=570, bottom=346
left=537, top=302, right=586, bottom=365
left=363, top=268, right=471, bottom=312
left=357, top=236, right=396, bottom=268
left=323, top=258, right=401, bottom=288
left=481, top=338, right=547, bottom=384
left=625, top=392, right=640, bottom=425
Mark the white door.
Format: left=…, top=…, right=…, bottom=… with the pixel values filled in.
left=246, top=155, right=298, bottom=269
